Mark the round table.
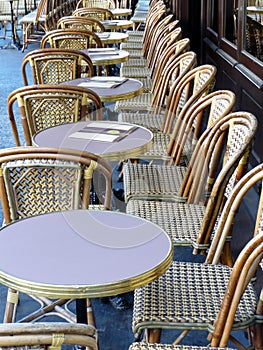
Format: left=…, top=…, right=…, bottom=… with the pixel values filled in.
left=81, top=48, right=129, bottom=66
left=0, top=210, right=173, bottom=299
left=101, top=19, right=134, bottom=30
left=111, top=8, right=132, bottom=18
left=64, top=76, right=144, bottom=102
left=33, top=120, right=153, bottom=161
left=95, top=31, right=129, bottom=45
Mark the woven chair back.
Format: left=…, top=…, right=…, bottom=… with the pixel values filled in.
left=76, top=0, right=115, bottom=9
left=7, top=84, right=102, bottom=146
left=41, top=29, right=102, bottom=49
left=57, top=16, right=105, bottom=32
left=72, top=7, right=115, bottom=20
left=161, top=64, right=216, bottom=134
left=21, top=48, right=94, bottom=85
left=0, top=147, right=112, bottom=224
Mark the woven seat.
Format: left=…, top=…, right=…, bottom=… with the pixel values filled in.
left=0, top=146, right=112, bottom=324
left=126, top=112, right=257, bottom=258
left=132, top=162, right=263, bottom=349
left=40, top=28, right=103, bottom=49
left=0, top=322, right=98, bottom=349
left=21, top=48, right=94, bottom=85
left=116, top=51, right=197, bottom=113
left=7, top=84, right=102, bottom=146
left=129, top=343, right=235, bottom=350
left=120, top=29, right=184, bottom=79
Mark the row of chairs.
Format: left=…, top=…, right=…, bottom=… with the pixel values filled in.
left=111, top=2, right=263, bottom=349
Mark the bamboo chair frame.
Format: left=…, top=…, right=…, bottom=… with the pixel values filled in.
left=132, top=161, right=263, bottom=349
left=40, top=28, right=103, bottom=49
left=21, top=48, right=94, bottom=86
left=0, top=322, right=98, bottom=350
left=116, top=51, right=197, bottom=114
left=126, top=112, right=257, bottom=258
left=7, top=84, right=102, bottom=146
left=72, top=7, right=116, bottom=20
left=57, top=15, right=106, bottom=32
left=0, top=146, right=112, bottom=325
left=76, top=0, right=116, bottom=9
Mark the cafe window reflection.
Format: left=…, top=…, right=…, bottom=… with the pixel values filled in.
left=245, top=0, right=263, bottom=60
left=209, top=0, right=218, bottom=32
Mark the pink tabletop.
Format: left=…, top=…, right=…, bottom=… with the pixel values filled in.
left=0, top=210, right=173, bottom=298
left=33, top=121, right=153, bottom=161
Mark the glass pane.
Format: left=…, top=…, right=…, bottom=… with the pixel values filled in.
left=209, top=0, right=218, bottom=32
left=245, top=0, right=263, bottom=61
left=225, top=0, right=238, bottom=44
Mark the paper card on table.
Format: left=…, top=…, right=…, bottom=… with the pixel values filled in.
left=69, top=122, right=138, bottom=142
left=78, top=78, right=128, bottom=88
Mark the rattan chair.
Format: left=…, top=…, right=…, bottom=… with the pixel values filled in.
left=76, top=0, right=116, bottom=9
left=7, top=84, right=102, bottom=146
left=40, top=28, right=103, bottom=49
left=123, top=90, right=236, bottom=203
left=0, top=146, right=112, bottom=324
left=115, top=51, right=197, bottom=114
left=72, top=7, right=116, bottom=20
left=21, top=48, right=94, bottom=85
left=126, top=112, right=257, bottom=259
left=0, top=322, right=98, bottom=349
left=131, top=161, right=263, bottom=349
left=57, top=15, right=106, bottom=32
left=129, top=343, right=235, bottom=350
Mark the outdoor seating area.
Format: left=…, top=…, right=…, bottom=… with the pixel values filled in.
left=0, top=0, right=263, bottom=349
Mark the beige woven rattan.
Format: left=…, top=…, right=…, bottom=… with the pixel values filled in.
left=57, top=16, right=106, bottom=32
left=0, top=322, right=98, bottom=349
left=7, top=84, right=102, bottom=146
left=76, top=0, right=116, bottom=9
left=72, top=7, right=116, bottom=20
left=120, top=28, right=183, bottom=80
left=40, top=28, right=103, bottom=49
left=126, top=112, right=257, bottom=257
left=0, top=146, right=112, bottom=324
left=121, top=90, right=235, bottom=179
left=129, top=343, right=235, bottom=350
left=131, top=162, right=263, bottom=349
left=21, top=48, right=94, bottom=85
left=115, top=51, right=197, bottom=113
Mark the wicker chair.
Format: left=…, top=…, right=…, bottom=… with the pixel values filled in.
left=0, top=146, right=112, bottom=324
left=57, top=15, right=106, bottom=32
left=76, top=0, right=116, bottom=9
left=72, top=7, right=116, bottom=20
left=131, top=161, right=263, bottom=349
left=123, top=90, right=236, bottom=202
left=21, top=48, right=94, bottom=85
left=40, top=28, right=103, bottom=49
left=129, top=344, right=235, bottom=350
left=7, top=84, right=102, bottom=146
left=120, top=37, right=190, bottom=94
left=0, top=322, right=98, bottom=349
left=126, top=112, right=257, bottom=259
left=120, top=27, right=183, bottom=80
left=115, top=51, right=197, bottom=114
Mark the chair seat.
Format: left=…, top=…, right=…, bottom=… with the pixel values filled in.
left=123, top=163, right=187, bottom=201
left=132, top=261, right=257, bottom=339
left=121, top=58, right=148, bottom=68
left=118, top=111, right=162, bottom=131
left=129, top=343, right=236, bottom=350
left=120, top=42, right=145, bottom=50
left=120, top=66, right=151, bottom=78
left=115, top=93, right=154, bottom=112
left=126, top=199, right=206, bottom=245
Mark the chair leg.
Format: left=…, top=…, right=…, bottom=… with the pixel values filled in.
left=3, top=288, right=19, bottom=323
left=87, top=298, right=96, bottom=327
left=146, top=329, right=162, bottom=343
